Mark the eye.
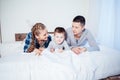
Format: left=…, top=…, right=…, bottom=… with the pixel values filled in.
left=55, top=36, right=59, bottom=38
left=44, top=34, right=46, bottom=36
left=60, top=36, right=63, bottom=38
left=75, top=26, right=78, bottom=29
left=72, top=26, right=75, bottom=28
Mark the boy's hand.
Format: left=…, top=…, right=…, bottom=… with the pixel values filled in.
left=58, top=48, right=64, bottom=53
left=50, top=48, right=55, bottom=53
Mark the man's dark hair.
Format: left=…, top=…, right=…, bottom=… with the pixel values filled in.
left=73, top=15, right=85, bottom=26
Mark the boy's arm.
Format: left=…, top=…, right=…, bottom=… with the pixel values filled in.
left=47, top=41, right=55, bottom=52
left=63, top=41, right=70, bottom=50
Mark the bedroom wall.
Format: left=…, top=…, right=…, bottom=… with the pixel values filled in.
left=1, top=0, right=99, bottom=43
left=0, top=3, right=1, bottom=55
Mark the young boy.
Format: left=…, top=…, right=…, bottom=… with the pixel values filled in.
left=48, top=27, right=69, bottom=53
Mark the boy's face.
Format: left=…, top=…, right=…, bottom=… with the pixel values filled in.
left=72, top=22, right=84, bottom=35
left=54, top=32, right=65, bottom=45
left=35, top=29, right=48, bottom=41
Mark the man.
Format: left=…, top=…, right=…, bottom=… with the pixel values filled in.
left=66, top=15, right=100, bottom=54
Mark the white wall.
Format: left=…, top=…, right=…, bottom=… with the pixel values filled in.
left=86, top=0, right=101, bottom=38
left=1, top=0, right=93, bottom=43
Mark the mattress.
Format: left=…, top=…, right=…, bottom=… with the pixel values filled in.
left=0, top=42, right=120, bottom=80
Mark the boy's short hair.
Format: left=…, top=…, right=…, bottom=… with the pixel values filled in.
left=54, top=27, right=66, bottom=38
left=73, top=15, right=85, bottom=26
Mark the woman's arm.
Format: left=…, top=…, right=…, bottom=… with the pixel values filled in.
left=23, top=32, right=32, bottom=52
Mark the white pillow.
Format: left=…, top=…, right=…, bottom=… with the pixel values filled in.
left=0, top=41, right=24, bottom=57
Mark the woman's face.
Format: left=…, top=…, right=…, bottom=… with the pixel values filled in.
left=54, top=32, right=65, bottom=45
left=72, top=22, right=84, bottom=35
left=35, top=29, right=48, bottom=41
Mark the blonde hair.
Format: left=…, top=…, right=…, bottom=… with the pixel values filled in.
left=27, top=23, right=46, bottom=52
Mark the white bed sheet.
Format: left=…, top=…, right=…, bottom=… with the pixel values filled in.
left=91, top=46, right=120, bottom=79
left=0, top=52, right=76, bottom=80
left=42, top=46, right=120, bottom=80
left=0, top=42, right=24, bottom=57
left=42, top=50, right=96, bottom=80
left=0, top=42, right=120, bottom=80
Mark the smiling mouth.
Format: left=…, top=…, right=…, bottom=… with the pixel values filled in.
left=73, top=30, right=76, bottom=32
left=57, top=40, right=61, bottom=43
left=73, top=31, right=75, bottom=33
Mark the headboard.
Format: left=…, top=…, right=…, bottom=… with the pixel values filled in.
left=15, top=32, right=54, bottom=41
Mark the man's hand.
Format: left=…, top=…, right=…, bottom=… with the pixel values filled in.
left=79, top=47, right=87, bottom=53
left=71, top=47, right=81, bottom=54
left=71, top=47, right=87, bottom=55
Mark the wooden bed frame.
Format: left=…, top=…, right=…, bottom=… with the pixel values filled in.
left=15, top=32, right=54, bottom=41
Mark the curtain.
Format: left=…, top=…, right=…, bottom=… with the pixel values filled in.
left=0, top=22, right=2, bottom=43
left=114, top=0, right=120, bottom=51
left=93, top=0, right=120, bottom=51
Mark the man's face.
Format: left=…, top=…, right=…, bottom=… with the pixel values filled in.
left=35, top=29, right=48, bottom=41
left=54, top=32, right=65, bottom=45
left=72, top=22, right=84, bottom=35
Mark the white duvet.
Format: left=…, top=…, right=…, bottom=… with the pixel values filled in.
left=0, top=51, right=76, bottom=80
left=91, top=46, right=120, bottom=79
left=42, top=50, right=96, bottom=80
left=0, top=43, right=120, bottom=80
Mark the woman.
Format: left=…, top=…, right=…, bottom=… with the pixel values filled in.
left=24, top=23, right=51, bottom=55
left=66, top=15, right=100, bottom=54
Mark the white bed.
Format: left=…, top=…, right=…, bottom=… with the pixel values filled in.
left=0, top=42, right=76, bottom=80
left=0, top=42, right=120, bottom=80
left=92, top=45, right=120, bottom=79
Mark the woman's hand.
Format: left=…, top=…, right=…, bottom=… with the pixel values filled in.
left=71, top=47, right=87, bottom=55
left=34, top=48, right=45, bottom=56
left=33, top=48, right=41, bottom=55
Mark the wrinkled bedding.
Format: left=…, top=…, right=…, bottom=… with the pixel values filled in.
left=0, top=42, right=120, bottom=80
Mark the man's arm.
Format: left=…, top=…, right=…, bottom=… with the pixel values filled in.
left=86, top=31, right=100, bottom=51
